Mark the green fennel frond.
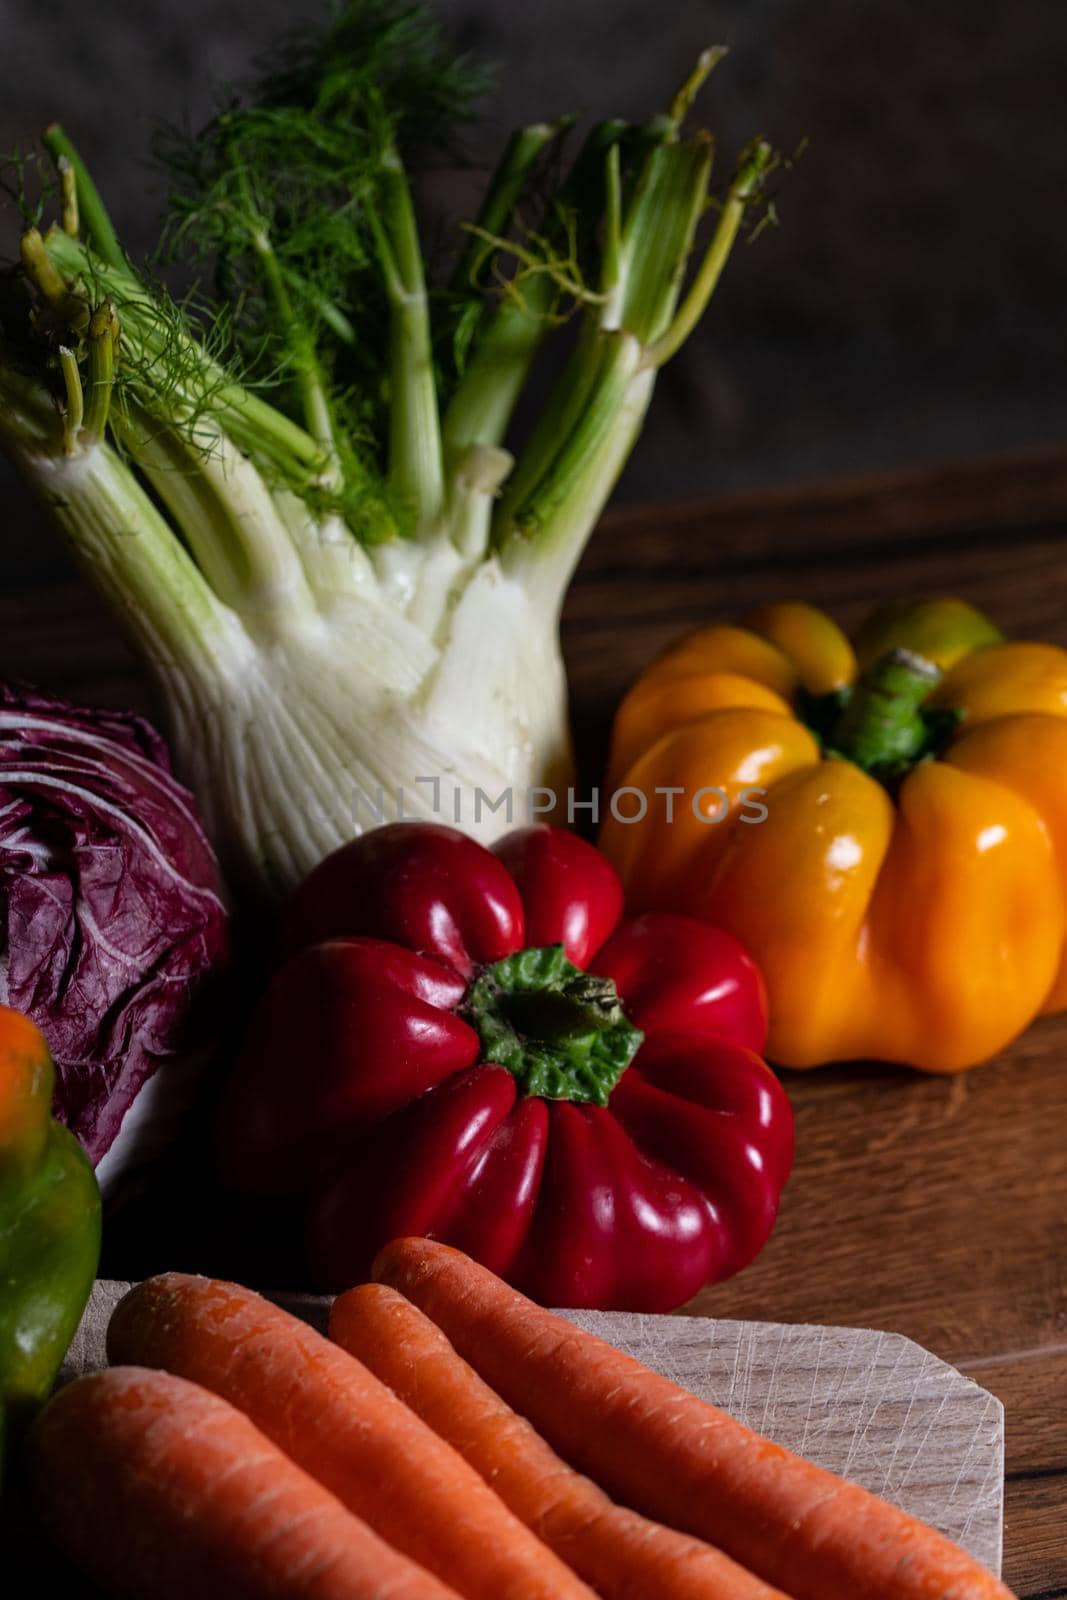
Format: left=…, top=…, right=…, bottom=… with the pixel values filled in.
left=0, top=145, right=58, bottom=236
left=253, top=0, right=489, bottom=155
left=461, top=209, right=606, bottom=322
left=152, top=0, right=489, bottom=493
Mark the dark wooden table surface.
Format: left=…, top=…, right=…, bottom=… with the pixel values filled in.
left=3, top=444, right=1066, bottom=1594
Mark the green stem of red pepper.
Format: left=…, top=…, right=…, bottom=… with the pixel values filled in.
left=465, top=944, right=644, bottom=1107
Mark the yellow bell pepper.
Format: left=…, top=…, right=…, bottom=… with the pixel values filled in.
left=600, top=599, right=1067, bottom=1072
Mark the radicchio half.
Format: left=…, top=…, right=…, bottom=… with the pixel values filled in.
left=0, top=682, right=228, bottom=1189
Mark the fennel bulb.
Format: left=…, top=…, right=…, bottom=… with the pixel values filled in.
left=0, top=2, right=777, bottom=898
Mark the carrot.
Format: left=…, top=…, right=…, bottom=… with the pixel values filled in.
left=331, top=1281, right=793, bottom=1600
left=107, top=1273, right=597, bottom=1600
left=27, top=1366, right=462, bottom=1600
left=373, top=1239, right=1018, bottom=1600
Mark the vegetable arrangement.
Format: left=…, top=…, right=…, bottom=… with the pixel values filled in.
left=601, top=598, right=1067, bottom=1071
left=0, top=1006, right=100, bottom=1488
left=26, top=1246, right=1016, bottom=1600
left=0, top=1, right=1039, bottom=1583
left=0, top=683, right=229, bottom=1187
left=217, top=822, right=793, bottom=1309
left=0, top=0, right=777, bottom=900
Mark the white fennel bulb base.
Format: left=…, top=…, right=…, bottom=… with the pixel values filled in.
left=166, top=560, right=573, bottom=896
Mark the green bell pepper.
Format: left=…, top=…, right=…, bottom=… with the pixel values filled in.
left=1, top=1005, right=100, bottom=1488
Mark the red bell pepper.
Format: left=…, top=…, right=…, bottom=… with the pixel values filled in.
left=218, top=824, right=794, bottom=1311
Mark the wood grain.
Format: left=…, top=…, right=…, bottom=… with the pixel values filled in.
left=4, top=441, right=1067, bottom=1593
left=64, top=1283, right=1007, bottom=1575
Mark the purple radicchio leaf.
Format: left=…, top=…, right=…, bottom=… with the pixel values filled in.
left=0, top=681, right=229, bottom=1173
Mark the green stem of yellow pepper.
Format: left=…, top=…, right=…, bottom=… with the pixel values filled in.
left=827, top=648, right=943, bottom=777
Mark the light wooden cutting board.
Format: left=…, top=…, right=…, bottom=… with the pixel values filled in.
left=66, top=1282, right=1005, bottom=1577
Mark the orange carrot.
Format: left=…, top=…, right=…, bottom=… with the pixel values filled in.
left=107, top=1273, right=597, bottom=1600
left=331, top=1281, right=792, bottom=1600
left=374, top=1239, right=1017, bottom=1600
left=27, top=1366, right=462, bottom=1600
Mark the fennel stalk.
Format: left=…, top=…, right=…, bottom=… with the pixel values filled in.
left=0, top=5, right=777, bottom=899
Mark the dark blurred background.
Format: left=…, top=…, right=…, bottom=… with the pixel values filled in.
left=2, top=0, right=1065, bottom=586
